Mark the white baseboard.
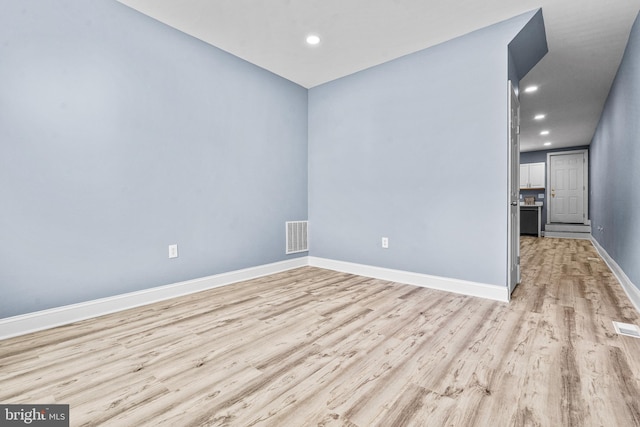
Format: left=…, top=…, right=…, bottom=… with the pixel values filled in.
left=590, top=237, right=640, bottom=314
left=1, top=255, right=513, bottom=341
left=308, top=257, right=510, bottom=302
left=0, top=257, right=308, bottom=341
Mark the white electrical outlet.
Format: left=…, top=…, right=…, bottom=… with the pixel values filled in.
left=381, top=237, right=389, bottom=249
left=168, top=244, right=178, bottom=259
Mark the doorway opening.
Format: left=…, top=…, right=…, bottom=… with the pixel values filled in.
left=545, top=149, right=591, bottom=238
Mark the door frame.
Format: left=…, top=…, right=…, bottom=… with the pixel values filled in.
left=546, top=149, right=590, bottom=225
left=507, top=81, right=520, bottom=296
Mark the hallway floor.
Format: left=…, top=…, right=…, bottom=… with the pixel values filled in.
left=1, top=237, right=639, bottom=426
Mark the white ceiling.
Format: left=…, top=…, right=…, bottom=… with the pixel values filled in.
left=117, top=0, right=640, bottom=152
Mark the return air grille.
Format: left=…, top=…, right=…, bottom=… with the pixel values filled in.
left=286, top=221, right=308, bottom=254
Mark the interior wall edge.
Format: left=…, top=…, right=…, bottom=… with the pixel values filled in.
left=0, top=253, right=516, bottom=341
left=591, top=236, right=640, bottom=314
left=308, top=256, right=510, bottom=303
left=0, top=257, right=308, bottom=341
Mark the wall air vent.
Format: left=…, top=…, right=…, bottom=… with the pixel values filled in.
left=612, top=321, right=640, bottom=338
left=286, top=221, right=308, bottom=254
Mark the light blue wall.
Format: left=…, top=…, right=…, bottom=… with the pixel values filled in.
left=590, top=11, right=640, bottom=292
left=0, top=2, right=548, bottom=319
left=0, top=0, right=308, bottom=318
left=308, top=11, right=544, bottom=287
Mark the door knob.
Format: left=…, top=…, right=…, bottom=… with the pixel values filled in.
left=511, top=201, right=518, bottom=206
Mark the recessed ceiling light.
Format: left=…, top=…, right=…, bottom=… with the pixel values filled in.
left=544, top=142, right=552, bottom=146
left=306, top=34, right=320, bottom=45
left=540, top=130, right=550, bottom=135
left=524, top=85, right=538, bottom=93
left=534, top=114, right=546, bottom=120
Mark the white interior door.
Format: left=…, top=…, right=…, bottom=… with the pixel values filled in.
left=549, top=152, right=585, bottom=223
left=508, top=82, right=520, bottom=294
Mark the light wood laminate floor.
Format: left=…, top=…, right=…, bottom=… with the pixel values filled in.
left=1, top=237, right=640, bottom=426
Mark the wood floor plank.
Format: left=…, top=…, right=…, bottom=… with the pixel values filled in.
left=575, top=340, right=639, bottom=427
left=1, top=237, right=639, bottom=426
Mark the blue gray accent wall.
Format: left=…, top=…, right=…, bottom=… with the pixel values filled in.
left=590, top=11, right=640, bottom=293
left=0, top=1, right=308, bottom=318
left=308, top=11, right=546, bottom=288
left=508, top=9, right=548, bottom=93
left=520, top=146, right=589, bottom=232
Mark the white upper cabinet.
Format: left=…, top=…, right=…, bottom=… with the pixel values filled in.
left=528, top=162, right=545, bottom=188
left=520, top=162, right=546, bottom=189
left=520, top=164, right=529, bottom=189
